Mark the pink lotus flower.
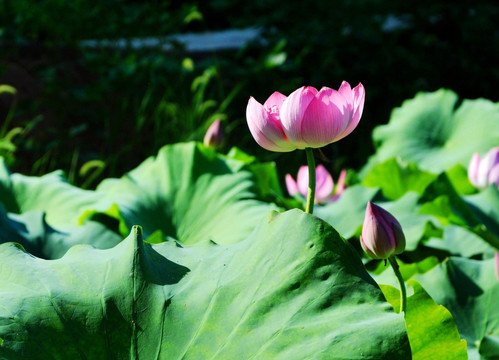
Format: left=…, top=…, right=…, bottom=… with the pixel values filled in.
left=246, top=92, right=296, bottom=152
left=280, top=81, right=365, bottom=149
left=468, top=147, right=499, bottom=189
left=246, top=81, right=365, bottom=151
left=285, top=165, right=347, bottom=204
left=203, top=119, right=224, bottom=148
left=360, top=202, right=406, bottom=260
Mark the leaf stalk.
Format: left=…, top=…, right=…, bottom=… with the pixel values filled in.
left=388, top=256, right=407, bottom=313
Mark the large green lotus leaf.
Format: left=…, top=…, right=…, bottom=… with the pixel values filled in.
left=362, top=157, right=437, bottom=200
left=225, top=146, right=284, bottom=199
left=315, top=184, right=379, bottom=239
left=0, top=210, right=410, bottom=359
left=95, top=142, right=276, bottom=244
left=446, top=164, right=477, bottom=196
left=0, top=159, right=123, bottom=258
left=425, top=224, right=496, bottom=258
left=381, top=280, right=468, bottom=360
left=420, top=173, right=499, bottom=250
left=363, top=89, right=499, bottom=175
left=0, top=142, right=277, bottom=250
left=0, top=206, right=122, bottom=259
left=464, top=186, right=499, bottom=250
left=0, top=158, right=100, bottom=229
left=0, top=158, right=16, bottom=211
left=415, top=257, right=499, bottom=359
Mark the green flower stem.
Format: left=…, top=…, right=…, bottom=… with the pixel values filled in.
left=305, top=148, right=316, bottom=214
left=388, top=256, right=407, bottom=313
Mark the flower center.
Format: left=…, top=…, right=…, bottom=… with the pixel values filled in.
left=268, top=105, right=279, bottom=114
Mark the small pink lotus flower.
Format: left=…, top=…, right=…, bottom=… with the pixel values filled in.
left=332, top=169, right=347, bottom=202
left=285, top=165, right=347, bottom=204
left=468, top=147, right=499, bottom=189
left=280, top=81, right=365, bottom=149
left=246, top=92, right=296, bottom=152
left=246, top=81, right=364, bottom=151
left=360, top=202, right=406, bottom=259
left=203, top=119, right=224, bottom=148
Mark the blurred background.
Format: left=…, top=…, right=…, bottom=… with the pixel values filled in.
left=0, top=0, right=498, bottom=188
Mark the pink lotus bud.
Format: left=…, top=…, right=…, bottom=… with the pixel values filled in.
left=360, top=202, right=406, bottom=259
left=279, top=81, right=365, bottom=149
left=468, top=147, right=499, bottom=189
left=246, top=92, right=296, bottom=152
left=286, top=165, right=343, bottom=204
left=203, top=119, right=224, bottom=148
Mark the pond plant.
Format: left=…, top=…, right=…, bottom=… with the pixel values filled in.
left=0, top=82, right=497, bottom=359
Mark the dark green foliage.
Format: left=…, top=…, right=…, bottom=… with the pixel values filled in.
left=1, top=1, right=497, bottom=186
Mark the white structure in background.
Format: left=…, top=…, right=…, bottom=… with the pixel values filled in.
left=80, top=28, right=263, bottom=53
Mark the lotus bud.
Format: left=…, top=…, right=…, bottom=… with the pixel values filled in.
left=360, top=201, right=406, bottom=259
left=468, top=147, right=499, bottom=189
left=203, top=119, right=224, bottom=148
